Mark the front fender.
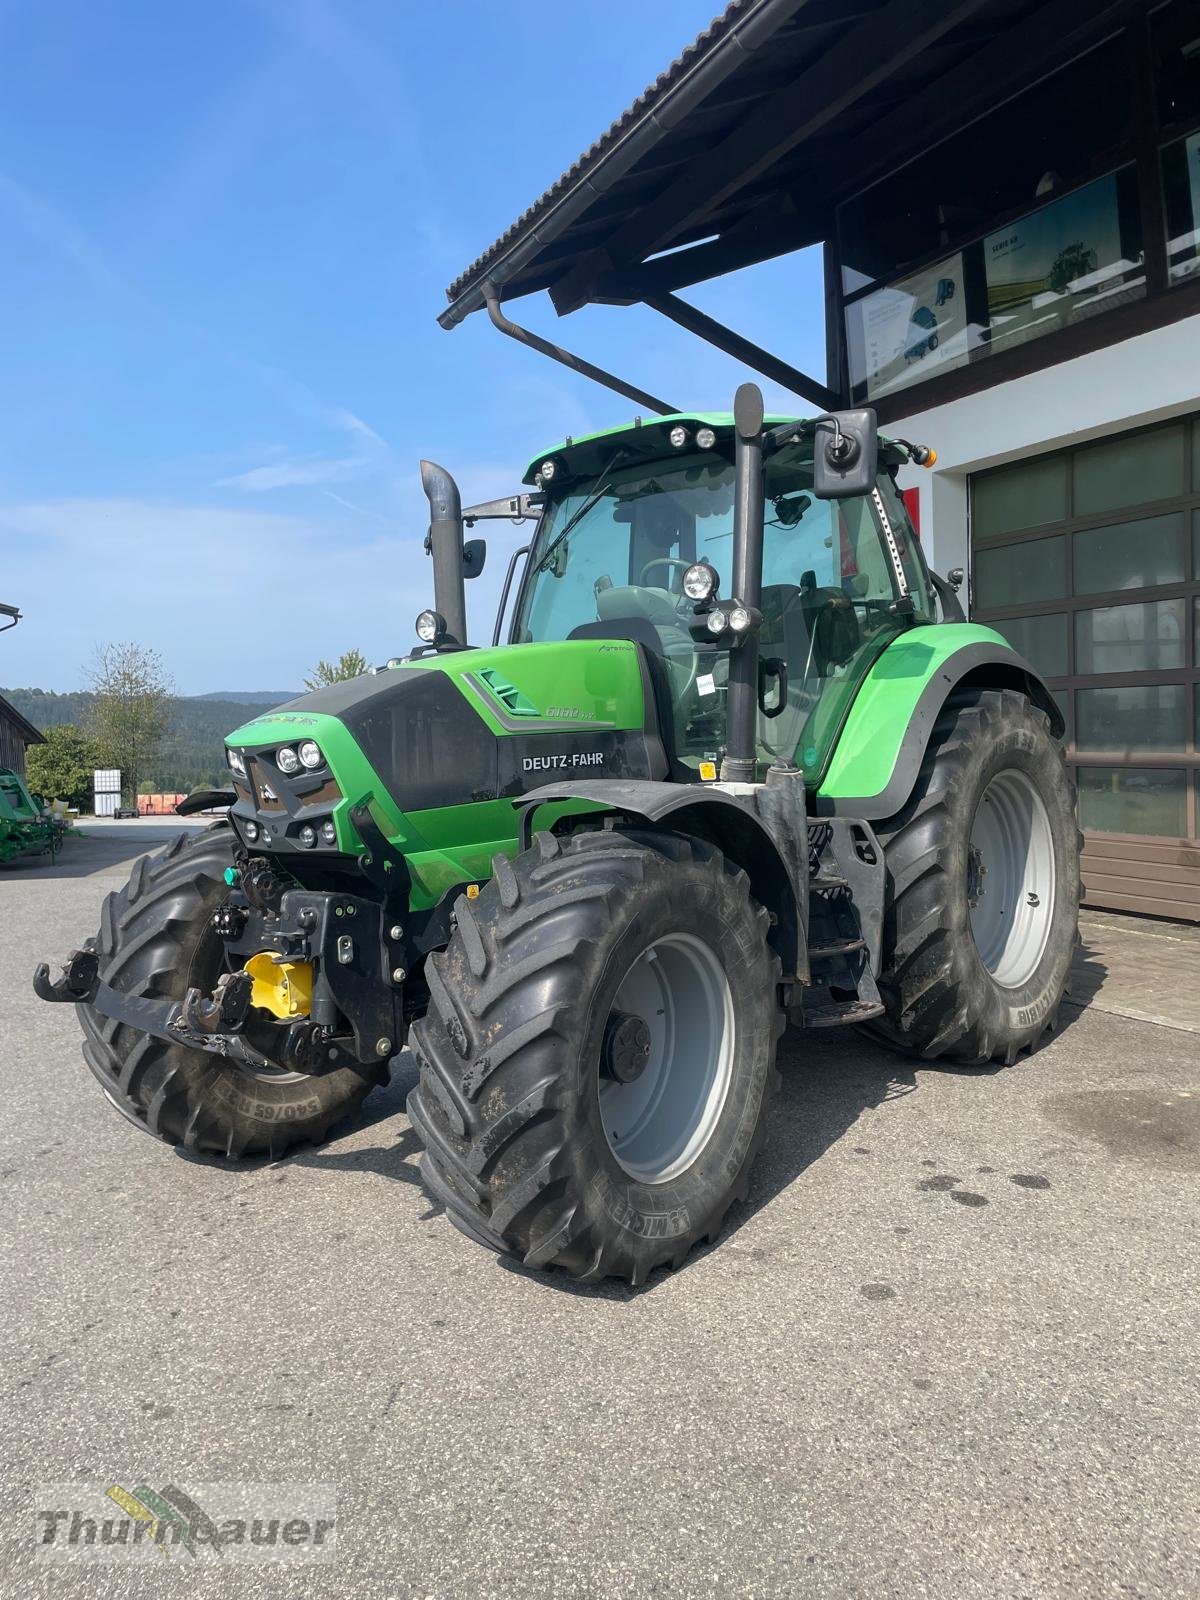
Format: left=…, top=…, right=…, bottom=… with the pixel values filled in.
left=815, top=625, right=1062, bottom=821
left=518, top=778, right=807, bottom=979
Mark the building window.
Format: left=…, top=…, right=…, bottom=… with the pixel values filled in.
left=844, top=164, right=1144, bottom=404
left=1163, top=132, right=1200, bottom=282
left=835, top=10, right=1200, bottom=409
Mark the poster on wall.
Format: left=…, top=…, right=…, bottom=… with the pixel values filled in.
left=984, top=173, right=1134, bottom=352
left=845, top=253, right=969, bottom=401
left=1168, top=129, right=1200, bottom=282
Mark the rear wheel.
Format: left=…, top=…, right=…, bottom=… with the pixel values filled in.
left=408, top=828, right=783, bottom=1284
left=79, top=823, right=381, bottom=1157
left=871, top=688, right=1080, bottom=1064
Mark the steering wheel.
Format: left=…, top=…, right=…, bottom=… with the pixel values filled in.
left=638, top=557, right=693, bottom=590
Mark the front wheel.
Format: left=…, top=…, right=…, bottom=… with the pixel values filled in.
left=871, top=688, right=1080, bottom=1064
left=79, top=823, right=382, bottom=1157
left=408, top=828, right=783, bottom=1284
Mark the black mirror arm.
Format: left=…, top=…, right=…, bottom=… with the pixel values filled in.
left=462, top=492, right=544, bottom=527
left=927, top=567, right=967, bottom=623
left=763, top=415, right=852, bottom=454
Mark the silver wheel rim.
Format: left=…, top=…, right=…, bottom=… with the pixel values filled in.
left=968, top=769, right=1056, bottom=989
left=599, top=934, right=735, bottom=1184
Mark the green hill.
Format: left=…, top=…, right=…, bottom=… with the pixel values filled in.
left=192, top=691, right=300, bottom=705
left=2, top=687, right=293, bottom=792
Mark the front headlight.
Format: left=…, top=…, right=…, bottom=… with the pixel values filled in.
left=683, top=562, right=718, bottom=602
left=226, top=747, right=246, bottom=778
left=298, top=739, right=322, bottom=770
left=415, top=609, right=446, bottom=645
left=276, top=746, right=301, bottom=775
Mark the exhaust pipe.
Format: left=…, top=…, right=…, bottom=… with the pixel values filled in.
left=721, top=383, right=766, bottom=784
left=420, top=460, right=468, bottom=647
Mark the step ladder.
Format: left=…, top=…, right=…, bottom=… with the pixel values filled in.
left=798, top=820, right=886, bottom=1030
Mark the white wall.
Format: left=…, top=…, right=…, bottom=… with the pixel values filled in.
left=887, top=313, right=1200, bottom=587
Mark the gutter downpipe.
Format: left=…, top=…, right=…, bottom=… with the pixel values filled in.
left=482, top=287, right=677, bottom=416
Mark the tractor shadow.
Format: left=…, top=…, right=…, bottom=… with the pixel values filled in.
left=516, top=1024, right=934, bottom=1301
left=287, top=1033, right=926, bottom=1293
left=1061, top=929, right=1109, bottom=1022
left=275, top=1012, right=1084, bottom=1303
left=285, top=1051, right=427, bottom=1184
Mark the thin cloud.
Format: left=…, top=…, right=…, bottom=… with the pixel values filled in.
left=322, top=490, right=392, bottom=523
left=0, top=165, right=391, bottom=454
left=1, top=488, right=521, bottom=692
left=217, top=455, right=367, bottom=492
left=255, top=0, right=421, bottom=162
left=2, top=497, right=430, bottom=692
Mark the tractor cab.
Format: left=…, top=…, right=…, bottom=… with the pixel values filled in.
left=507, top=412, right=934, bottom=785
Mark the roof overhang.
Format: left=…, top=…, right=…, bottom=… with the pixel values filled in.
left=0, top=695, right=46, bottom=746
left=442, top=0, right=1126, bottom=333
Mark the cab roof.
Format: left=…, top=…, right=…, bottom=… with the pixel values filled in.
left=523, top=410, right=906, bottom=488
left=522, top=411, right=798, bottom=487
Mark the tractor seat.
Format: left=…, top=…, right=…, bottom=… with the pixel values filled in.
left=595, top=584, right=681, bottom=629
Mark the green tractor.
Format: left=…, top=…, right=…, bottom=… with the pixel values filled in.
left=36, top=386, right=1079, bottom=1284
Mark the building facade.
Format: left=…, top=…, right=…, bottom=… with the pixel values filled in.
left=865, top=3, right=1200, bottom=920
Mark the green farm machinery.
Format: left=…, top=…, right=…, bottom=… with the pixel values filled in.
left=1, top=768, right=62, bottom=865
left=35, top=374, right=1079, bottom=1282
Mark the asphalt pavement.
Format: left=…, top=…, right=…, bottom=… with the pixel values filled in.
left=2, top=819, right=1199, bottom=1598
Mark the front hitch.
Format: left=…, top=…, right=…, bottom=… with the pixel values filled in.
left=32, top=953, right=377, bottom=1078
left=33, top=948, right=99, bottom=1004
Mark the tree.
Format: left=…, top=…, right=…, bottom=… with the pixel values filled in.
left=25, top=723, right=104, bottom=808
left=84, top=642, right=174, bottom=805
left=304, top=649, right=369, bottom=690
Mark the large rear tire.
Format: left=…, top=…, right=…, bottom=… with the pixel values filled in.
left=79, top=823, right=382, bottom=1157
left=871, top=688, right=1080, bottom=1065
left=408, top=828, right=783, bottom=1284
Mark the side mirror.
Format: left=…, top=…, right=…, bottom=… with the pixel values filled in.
left=812, top=410, right=878, bottom=500
left=463, top=538, right=487, bottom=580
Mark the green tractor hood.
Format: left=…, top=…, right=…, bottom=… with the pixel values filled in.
left=223, top=639, right=664, bottom=908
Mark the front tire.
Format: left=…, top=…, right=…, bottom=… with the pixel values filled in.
left=872, top=688, right=1080, bottom=1064
left=408, top=828, right=783, bottom=1284
left=79, top=823, right=382, bottom=1157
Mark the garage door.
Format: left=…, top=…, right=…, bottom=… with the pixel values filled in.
left=970, top=414, right=1200, bottom=921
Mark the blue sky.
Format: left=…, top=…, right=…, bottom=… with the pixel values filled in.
left=1, top=0, right=825, bottom=694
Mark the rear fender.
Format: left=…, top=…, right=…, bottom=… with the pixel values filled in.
left=815, top=628, right=1063, bottom=821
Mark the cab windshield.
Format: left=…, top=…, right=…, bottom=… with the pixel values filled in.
left=511, top=445, right=932, bottom=781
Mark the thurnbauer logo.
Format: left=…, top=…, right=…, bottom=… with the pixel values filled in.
left=37, top=1483, right=335, bottom=1562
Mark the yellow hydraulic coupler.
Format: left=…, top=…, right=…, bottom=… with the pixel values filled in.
left=244, top=952, right=314, bottom=1019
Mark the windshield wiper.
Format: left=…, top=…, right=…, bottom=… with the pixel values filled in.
left=532, top=449, right=626, bottom=576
